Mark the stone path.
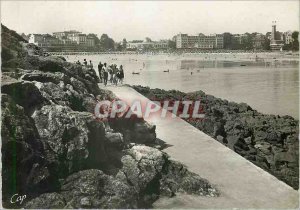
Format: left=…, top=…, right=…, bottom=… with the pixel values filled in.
left=103, top=84, right=299, bottom=209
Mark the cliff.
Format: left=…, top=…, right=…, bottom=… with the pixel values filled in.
left=1, top=25, right=218, bottom=208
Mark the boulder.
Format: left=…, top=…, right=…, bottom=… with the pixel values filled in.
left=24, top=193, right=66, bottom=209
left=105, top=132, right=124, bottom=147
left=1, top=77, right=48, bottom=115
left=60, top=169, right=137, bottom=209
left=1, top=94, right=52, bottom=206
left=117, top=145, right=165, bottom=192
left=110, top=116, right=157, bottom=144
left=32, top=105, right=107, bottom=175
left=160, top=160, right=219, bottom=197
left=116, top=145, right=219, bottom=206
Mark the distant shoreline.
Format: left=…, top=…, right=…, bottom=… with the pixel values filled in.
left=47, top=50, right=299, bottom=56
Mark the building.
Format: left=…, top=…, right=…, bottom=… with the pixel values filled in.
left=29, top=30, right=97, bottom=51
left=215, top=34, right=224, bottom=49
left=29, top=34, right=44, bottom=45
left=175, top=34, right=188, bottom=48
left=53, top=30, right=81, bottom=39
left=197, top=34, right=215, bottom=49
left=175, top=33, right=224, bottom=49
left=232, top=34, right=248, bottom=45
left=29, top=34, right=62, bottom=47
left=126, top=38, right=169, bottom=50
left=86, top=36, right=96, bottom=47
left=78, top=34, right=87, bottom=45
left=270, top=21, right=284, bottom=51
left=253, top=33, right=265, bottom=49
left=53, top=30, right=94, bottom=46
left=284, top=31, right=293, bottom=44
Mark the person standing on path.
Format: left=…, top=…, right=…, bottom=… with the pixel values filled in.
left=109, top=65, right=114, bottom=84
left=98, top=62, right=103, bottom=82
left=119, top=65, right=124, bottom=85
left=103, top=63, right=109, bottom=86
left=89, top=60, right=93, bottom=69
left=112, top=64, right=118, bottom=85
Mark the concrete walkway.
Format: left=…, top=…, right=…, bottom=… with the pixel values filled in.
left=103, top=85, right=299, bottom=209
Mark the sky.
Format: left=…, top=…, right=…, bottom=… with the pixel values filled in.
left=1, top=1, right=299, bottom=41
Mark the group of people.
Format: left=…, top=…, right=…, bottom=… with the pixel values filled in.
left=76, top=59, right=124, bottom=86
left=97, top=62, right=124, bottom=86
left=76, top=58, right=93, bottom=67
left=75, top=59, right=125, bottom=86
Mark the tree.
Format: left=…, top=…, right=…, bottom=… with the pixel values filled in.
left=291, top=31, right=299, bottom=51
left=223, top=33, right=232, bottom=49
left=99, top=34, right=115, bottom=50
left=122, top=38, right=127, bottom=50
left=131, top=40, right=143, bottom=43
left=145, top=37, right=152, bottom=42
left=88, top=33, right=100, bottom=45
left=262, top=37, right=270, bottom=50
left=168, top=40, right=176, bottom=49
left=115, top=43, right=123, bottom=51
left=241, top=33, right=253, bottom=50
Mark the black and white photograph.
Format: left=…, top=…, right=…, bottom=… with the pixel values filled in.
left=0, top=0, right=299, bottom=209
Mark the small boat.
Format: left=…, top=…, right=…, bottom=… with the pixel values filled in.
left=163, top=70, right=170, bottom=73
left=132, top=72, right=140, bottom=75
left=240, top=64, right=246, bottom=66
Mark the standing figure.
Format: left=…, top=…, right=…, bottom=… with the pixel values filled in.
left=89, top=60, right=93, bottom=69
left=103, top=63, right=109, bottom=86
left=109, top=65, right=114, bottom=84
left=119, top=65, right=124, bottom=84
left=83, top=59, right=88, bottom=66
left=112, top=64, right=118, bottom=85
left=98, top=62, right=103, bottom=82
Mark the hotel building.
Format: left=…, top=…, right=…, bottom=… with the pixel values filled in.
left=175, top=33, right=224, bottom=49
left=126, top=39, right=169, bottom=50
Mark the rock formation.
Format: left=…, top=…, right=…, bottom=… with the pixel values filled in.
left=1, top=24, right=218, bottom=208
left=133, top=85, right=299, bottom=190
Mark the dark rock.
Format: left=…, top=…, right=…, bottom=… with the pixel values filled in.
left=1, top=25, right=221, bottom=209
left=109, top=115, right=157, bottom=145
left=24, top=192, right=66, bottom=209
left=60, top=169, right=137, bottom=209
left=105, top=132, right=124, bottom=147
left=216, top=135, right=224, bottom=143
left=160, top=160, right=219, bottom=197
left=132, top=85, right=299, bottom=189
left=1, top=94, right=53, bottom=207
left=116, top=145, right=219, bottom=207
left=32, top=105, right=107, bottom=175
left=116, top=145, right=165, bottom=193
left=1, top=77, right=48, bottom=115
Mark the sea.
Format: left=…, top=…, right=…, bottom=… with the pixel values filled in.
left=66, top=52, right=299, bottom=119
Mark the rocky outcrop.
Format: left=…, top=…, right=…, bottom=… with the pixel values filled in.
left=25, top=146, right=218, bottom=209
left=1, top=25, right=218, bottom=208
left=133, top=85, right=299, bottom=190
left=1, top=93, right=50, bottom=201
